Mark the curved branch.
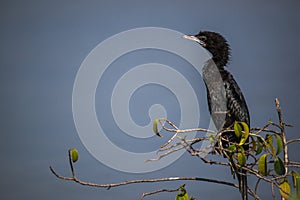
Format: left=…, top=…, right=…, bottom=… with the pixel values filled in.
left=140, top=184, right=183, bottom=200
left=50, top=98, right=298, bottom=200
left=50, top=166, right=238, bottom=189
left=50, top=150, right=238, bottom=190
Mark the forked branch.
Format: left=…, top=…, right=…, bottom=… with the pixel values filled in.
left=50, top=99, right=299, bottom=199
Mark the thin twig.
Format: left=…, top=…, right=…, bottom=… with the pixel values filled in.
left=161, top=118, right=215, bottom=134
left=50, top=166, right=239, bottom=189
left=255, top=178, right=261, bottom=197
left=271, top=182, right=276, bottom=200
left=287, top=138, right=300, bottom=145
left=275, top=98, right=289, bottom=200
left=50, top=151, right=239, bottom=190
left=50, top=98, right=299, bottom=200
left=145, top=145, right=185, bottom=162
left=68, top=149, right=75, bottom=177
left=140, top=185, right=183, bottom=200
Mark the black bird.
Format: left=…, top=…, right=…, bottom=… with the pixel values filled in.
left=183, top=31, right=250, bottom=200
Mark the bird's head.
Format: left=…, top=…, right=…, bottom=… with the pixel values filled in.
left=183, top=31, right=230, bottom=68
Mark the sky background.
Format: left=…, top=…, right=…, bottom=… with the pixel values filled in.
left=1, top=0, right=300, bottom=199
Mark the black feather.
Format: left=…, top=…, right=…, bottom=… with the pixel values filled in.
left=186, top=31, right=250, bottom=200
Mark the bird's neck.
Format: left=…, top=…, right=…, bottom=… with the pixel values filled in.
left=202, top=60, right=230, bottom=83
left=210, top=49, right=229, bottom=68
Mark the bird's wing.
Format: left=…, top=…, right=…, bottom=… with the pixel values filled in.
left=202, top=60, right=228, bottom=131
left=223, top=72, right=250, bottom=127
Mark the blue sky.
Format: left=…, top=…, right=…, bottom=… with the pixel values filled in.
left=1, top=0, right=300, bottom=199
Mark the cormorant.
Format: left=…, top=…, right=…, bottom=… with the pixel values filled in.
left=183, top=31, right=250, bottom=200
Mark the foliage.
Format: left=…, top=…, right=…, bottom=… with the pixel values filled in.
left=148, top=98, right=300, bottom=199
left=50, top=99, right=300, bottom=200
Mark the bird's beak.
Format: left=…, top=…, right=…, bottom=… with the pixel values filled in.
left=182, top=35, right=206, bottom=47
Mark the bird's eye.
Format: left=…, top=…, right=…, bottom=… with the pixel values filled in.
left=199, top=36, right=207, bottom=41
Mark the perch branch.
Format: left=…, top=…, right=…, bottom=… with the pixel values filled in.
left=50, top=151, right=238, bottom=190
left=140, top=184, right=184, bottom=200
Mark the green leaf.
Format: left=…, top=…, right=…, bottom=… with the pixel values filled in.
left=279, top=179, right=291, bottom=199
left=208, top=134, right=215, bottom=143
left=234, top=121, right=243, bottom=138
left=266, top=134, right=276, bottom=157
left=274, top=156, right=285, bottom=175
left=275, top=134, right=283, bottom=155
left=258, top=154, right=268, bottom=176
left=152, top=118, right=165, bottom=137
left=227, top=144, right=236, bottom=151
left=265, top=134, right=273, bottom=144
left=175, top=193, right=189, bottom=200
left=236, top=122, right=249, bottom=146
left=71, top=148, right=79, bottom=163
left=175, top=185, right=189, bottom=200
left=292, top=170, right=300, bottom=187
left=227, top=144, right=236, bottom=157
left=256, top=138, right=263, bottom=155
left=238, top=152, right=246, bottom=167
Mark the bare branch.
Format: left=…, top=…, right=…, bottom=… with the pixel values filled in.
left=50, top=149, right=239, bottom=191
left=271, top=182, right=276, bottom=200
left=50, top=167, right=238, bottom=189
left=287, top=138, right=300, bottom=145
left=254, top=178, right=261, bottom=198
left=140, top=184, right=183, bottom=200
left=50, top=98, right=299, bottom=200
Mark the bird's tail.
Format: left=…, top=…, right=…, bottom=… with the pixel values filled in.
left=237, top=168, right=248, bottom=200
